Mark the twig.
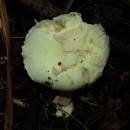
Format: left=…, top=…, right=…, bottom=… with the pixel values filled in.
left=13, top=98, right=26, bottom=108
left=64, top=0, right=74, bottom=13
left=0, top=1, right=13, bottom=130
left=79, top=96, right=100, bottom=108
left=63, top=116, right=69, bottom=130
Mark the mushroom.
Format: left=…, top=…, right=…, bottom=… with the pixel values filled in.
left=21, top=12, right=109, bottom=117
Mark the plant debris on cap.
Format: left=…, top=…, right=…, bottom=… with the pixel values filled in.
left=21, top=12, right=110, bottom=91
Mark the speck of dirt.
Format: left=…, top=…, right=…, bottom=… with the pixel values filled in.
left=48, top=77, right=51, bottom=80
left=55, top=79, right=58, bottom=82
left=58, top=62, right=61, bottom=66
left=44, top=81, right=51, bottom=85
left=81, top=60, right=83, bottom=63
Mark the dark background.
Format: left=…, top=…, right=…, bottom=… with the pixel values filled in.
left=0, top=0, right=130, bottom=130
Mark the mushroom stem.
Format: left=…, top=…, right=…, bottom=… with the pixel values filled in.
left=53, top=91, right=72, bottom=106
left=53, top=91, right=74, bottom=118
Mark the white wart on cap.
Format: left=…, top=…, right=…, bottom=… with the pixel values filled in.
left=22, top=12, right=109, bottom=91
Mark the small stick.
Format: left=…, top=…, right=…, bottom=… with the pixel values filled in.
left=13, top=98, right=26, bottom=108
left=64, top=0, right=74, bottom=13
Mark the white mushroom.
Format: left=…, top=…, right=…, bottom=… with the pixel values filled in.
left=21, top=12, right=110, bottom=117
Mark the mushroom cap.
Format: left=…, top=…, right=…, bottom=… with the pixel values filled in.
left=21, top=12, right=109, bottom=91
